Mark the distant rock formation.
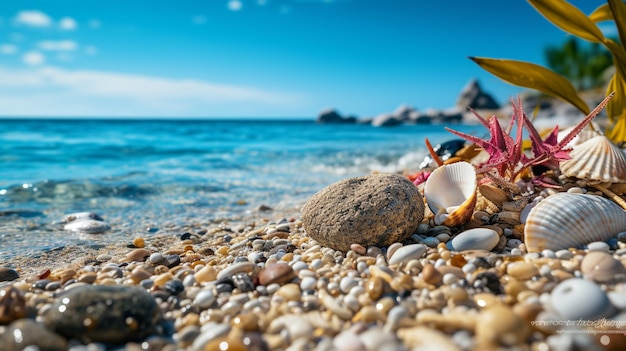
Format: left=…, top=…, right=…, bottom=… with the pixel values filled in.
left=316, top=108, right=357, bottom=124
left=456, top=78, right=500, bottom=110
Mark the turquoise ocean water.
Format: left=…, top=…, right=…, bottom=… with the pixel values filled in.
left=0, top=119, right=481, bottom=262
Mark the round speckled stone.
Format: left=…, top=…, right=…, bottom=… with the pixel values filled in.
left=549, top=278, right=615, bottom=320
left=301, top=173, right=424, bottom=252
left=43, top=285, right=161, bottom=344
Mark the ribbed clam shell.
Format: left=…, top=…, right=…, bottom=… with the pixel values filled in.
left=424, top=161, right=476, bottom=226
left=524, top=192, right=626, bottom=252
left=560, top=135, right=626, bottom=183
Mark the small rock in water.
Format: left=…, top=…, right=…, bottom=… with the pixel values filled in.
left=43, top=285, right=161, bottom=344
left=549, top=278, right=615, bottom=320
left=64, top=219, right=110, bottom=234
left=0, top=267, right=19, bottom=282
left=301, top=173, right=424, bottom=252
left=63, top=211, right=103, bottom=222
left=447, top=228, right=499, bottom=251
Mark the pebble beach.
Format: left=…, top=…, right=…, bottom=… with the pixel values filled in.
left=2, top=119, right=626, bottom=351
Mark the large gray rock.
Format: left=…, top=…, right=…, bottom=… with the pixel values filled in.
left=317, top=108, right=357, bottom=124
left=302, top=173, right=425, bottom=252
left=43, top=285, right=161, bottom=344
left=456, top=79, right=500, bottom=110
left=372, top=113, right=403, bottom=127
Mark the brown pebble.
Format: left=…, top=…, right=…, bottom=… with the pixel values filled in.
left=0, top=286, right=26, bottom=324
left=352, top=305, right=385, bottom=323
left=476, top=304, right=530, bottom=347
left=506, top=262, right=539, bottom=280
left=275, top=283, right=301, bottom=301
left=78, top=273, right=97, bottom=284
left=350, top=244, right=367, bottom=255
left=436, top=265, right=464, bottom=279
left=231, top=313, right=259, bottom=332
left=130, top=268, right=152, bottom=283
left=258, top=263, right=296, bottom=286
left=195, top=266, right=218, bottom=283
left=422, top=264, right=442, bottom=285
left=473, top=293, right=500, bottom=309
left=366, top=277, right=384, bottom=300
left=581, top=251, right=626, bottom=284
left=126, top=248, right=150, bottom=262
left=133, top=237, right=145, bottom=248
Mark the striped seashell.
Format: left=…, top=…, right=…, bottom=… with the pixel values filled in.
left=560, top=135, right=626, bottom=183
left=524, top=192, right=626, bottom=252
left=424, top=161, right=477, bottom=226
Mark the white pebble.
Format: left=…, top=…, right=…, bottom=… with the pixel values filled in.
left=339, top=277, right=359, bottom=294
left=510, top=248, right=523, bottom=256
left=555, top=249, right=573, bottom=260
left=462, top=263, right=476, bottom=274
left=300, top=277, right=316, bottom=291
left=587, top=241, right=610, bottom=253
left=442, top=273, right=458, bottom=286
left=149, top=252, right=164, bottom=264
left=193, top=290, right=216, bottom=309
left=292, top=261, right=309, bottom=272
left=541, top=249, right=556, bottom=258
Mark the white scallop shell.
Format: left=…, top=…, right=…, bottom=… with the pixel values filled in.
left=424, top=161, right=476, bottom=226
left=524, top=192, right=626, bottom=252
left=560, top=135, right=626, bottom=183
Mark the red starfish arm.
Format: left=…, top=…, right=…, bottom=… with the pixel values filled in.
left=554, top=92, right=614, bottom=151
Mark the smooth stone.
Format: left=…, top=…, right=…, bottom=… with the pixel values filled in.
left=64, top=219, right=110, bottom=234
left=388, top=244, right=427, bottom=266
left=216, top=262, right=257, bottom=281
left=258, top=263, right=296, bottom=286
left=43, top=285, right=161, bottom=343
left=550, top=278, right=615, bottom=320
left=475, top=304, right=530, bottom=347
left=64, top=211, right=103, bottom=222
left=300, top=277, right=316, bottom=291
left=301, top=173, right=424, bottom=252
left=506, top=261, right=539, bottom=280
left=587, top=241, right=610, bottom=252
left=422, top=264, right=442, bottom=285
left=555, top=250, right=573, bottom=260
left=0, top=267, right=19, bottom=282
left=447, top=228, right=499, bottom=251
left=333, top=329, right=366, bottom=351
left=397, top=326, right=461, bottom=350
left=581, top=251, right=626, bottom=284
left=0, top=319, right=68, bottom=351
left=0, top=286, right=26, bottom=324
left=191, top=323, right=231, bottom=351
left=126, top=248, right=150, bottom=262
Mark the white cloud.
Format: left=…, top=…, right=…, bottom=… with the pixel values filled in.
left=192, top=15, right=206, bottom=25
left=88, top=19, right=101, bottom=29
left=0, top=66, right=306, bottom=117
left=38, top=40, right=78, bottom=51
left=85, top=45, right=97, bottom=55
left=0, top=44, right=18, bottom=54
left=14, top=10, right=52, bottom=28
left=22, top=51, right=45, bottom=65
left=59, top=17, right=77, bottom=30
left=228, top=0, right=243, bottom=11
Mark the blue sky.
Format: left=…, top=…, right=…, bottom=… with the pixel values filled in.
left=0, top=0, right=613, bottom=118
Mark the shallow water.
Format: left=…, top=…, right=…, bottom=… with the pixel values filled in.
left=0, top=119, right=481, bottom=263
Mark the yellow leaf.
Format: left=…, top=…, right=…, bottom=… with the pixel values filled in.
left=589, top=4, right=612, bottom=23
left=607, top=115, right=626, bottom=146
left=470, top=57, right=589, bottom=114
left=528, top=0, right=605, bottom=42
left=605, top=73, right=626, bottom=126
left=608, top=0, right=626, bottom=47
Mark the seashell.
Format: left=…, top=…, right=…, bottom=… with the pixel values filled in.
left=424, top=161, right=477, bottom=226
left=524, top=192, right=626, bottom=252
left=560, top=135, right=626, bottom=184
left=557, top=126, right=599, bottom=148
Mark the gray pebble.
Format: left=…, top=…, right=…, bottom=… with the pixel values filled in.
left=388, top=244, right=427, bottom=265
left=587, top=241, right=610, bottom=253
left=43, top=285, right=160, bottom=344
